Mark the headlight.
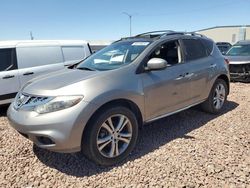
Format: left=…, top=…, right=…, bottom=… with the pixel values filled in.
left=34, top=95, right=83, bottom=114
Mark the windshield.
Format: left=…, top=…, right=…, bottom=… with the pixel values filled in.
left=77, top=40, right=151, bottom=71
left=226, top=44, right=250, bottom=56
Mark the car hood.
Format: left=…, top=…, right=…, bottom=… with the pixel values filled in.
left=226, top=56, right=250, bottom=65
left=22, top=68, right=103, bottom=96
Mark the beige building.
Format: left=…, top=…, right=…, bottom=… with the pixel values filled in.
left=197, top=25, right=250, bottom=44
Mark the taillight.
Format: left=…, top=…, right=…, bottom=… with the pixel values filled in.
left=224, top=58, right=230, bottom=65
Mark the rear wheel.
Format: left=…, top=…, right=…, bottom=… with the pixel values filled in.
left=81, top=106, right=138, bottom=166
left=201, top=79, right=228, bottom=114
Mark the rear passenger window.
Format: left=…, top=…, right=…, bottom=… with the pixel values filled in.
left=0, top=48, right=17, bottom=71
left=62, top=46, right=85, bottom=61
left=17, top=46, right=63, bottom=68
left=182, top=39, right=207, bottom=61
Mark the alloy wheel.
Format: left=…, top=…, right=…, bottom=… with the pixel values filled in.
left=96, top=114, right=133, bottom=158
left=213, top=83, right=226, bottom=110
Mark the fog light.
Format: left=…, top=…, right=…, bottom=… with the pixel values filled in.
left=37, top=136, right=55, bottom=145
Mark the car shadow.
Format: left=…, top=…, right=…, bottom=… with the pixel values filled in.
left=0, top=105, right=9, bottom=117
left=33, top=100, right=238, bottom=177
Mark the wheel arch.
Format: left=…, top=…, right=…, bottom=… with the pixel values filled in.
left=81, top=98, right=143, bottom=143
left=216, top=74, right=230, bottom=95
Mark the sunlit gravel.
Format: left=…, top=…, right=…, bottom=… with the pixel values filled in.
left=0, top=83, right=249, bottom=187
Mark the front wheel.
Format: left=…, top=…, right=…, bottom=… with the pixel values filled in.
left=81, top=106, right=138, bottom=166
left=201, top=79, right=228, bottom=114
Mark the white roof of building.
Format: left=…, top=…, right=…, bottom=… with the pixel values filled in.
left=196, top=25, right=250, bottom=32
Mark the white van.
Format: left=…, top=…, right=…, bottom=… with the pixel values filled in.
left=0, top=40, right=92, bottom=105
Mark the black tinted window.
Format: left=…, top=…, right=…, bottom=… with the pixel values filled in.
left=149, top=40, right=181, bottom=66
left=183, top=39, right=207, bottom=61
left=201, top=39, right=214, bottom=55
left=0, top=48, right=17, bottom=71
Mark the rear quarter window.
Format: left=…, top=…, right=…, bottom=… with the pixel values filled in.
left=201, top=39, right=214, bottom=55
left=182, top=39, right=207, bottom=61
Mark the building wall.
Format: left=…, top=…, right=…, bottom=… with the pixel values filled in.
left=246, top=27, right=250, bottom=40
left=197, top=26, right=250, bottom=44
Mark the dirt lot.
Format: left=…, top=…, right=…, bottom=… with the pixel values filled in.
left=0, top=83, right=249, bottom=188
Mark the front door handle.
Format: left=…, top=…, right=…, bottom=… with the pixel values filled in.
left=2, top=75, right=15, bottom=79
left=175, top=74, right=184, bottom=80
left=23, top=72, right=34, bottom=76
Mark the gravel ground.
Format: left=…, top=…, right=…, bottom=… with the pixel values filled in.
left=0, top=83, right=249, bottom=188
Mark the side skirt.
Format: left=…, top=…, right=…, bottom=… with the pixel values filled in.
left=144, top=100, right=206, bottom=124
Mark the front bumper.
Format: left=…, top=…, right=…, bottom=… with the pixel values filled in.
left=230, top=72, right=250, bottom=82
left=7, top=100, right=97, bottom=153
left=229, top=64, right=250, bottom=82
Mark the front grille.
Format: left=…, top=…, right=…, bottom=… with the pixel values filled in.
left=14, top=93, right=51, bottom=110
left=24, top=96, right=49, bottom=106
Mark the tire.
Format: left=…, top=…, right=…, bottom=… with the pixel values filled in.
left=81, top=106, right=138, bottom=166
left=201, top=79, right=228, bottom=114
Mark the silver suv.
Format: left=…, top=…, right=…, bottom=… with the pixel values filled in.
left=8, top=31, right=230, bottom=166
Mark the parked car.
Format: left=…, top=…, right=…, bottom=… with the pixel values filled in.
left=7, top=31, right=230, bottom=166
left=225, top=40, right=250, bottom=82
left=216, top=42, right=232, bottom=54
left=0, top=40, right=91, bottom=105
left=90, top=45, right=108, bottom=53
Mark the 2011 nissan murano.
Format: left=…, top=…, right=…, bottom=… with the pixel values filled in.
left=7, top=31, right=230, bottom=166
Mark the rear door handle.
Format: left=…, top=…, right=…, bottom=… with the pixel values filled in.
left=2, top=75, right=15, bottom=79
left=23, top=72, right=34, bottom=76
left=210, top=64, right=216, bottom=68
left=184, top=72, right=194, bottom=78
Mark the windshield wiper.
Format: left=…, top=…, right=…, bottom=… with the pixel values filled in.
left=67, top=59, right=84, bottom=69
left=77, top=66, right=96, bottom=71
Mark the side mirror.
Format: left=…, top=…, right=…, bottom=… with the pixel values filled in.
left=146, top=58, right=168, bottom=71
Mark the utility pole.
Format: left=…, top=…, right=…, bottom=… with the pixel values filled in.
left=122, top=12, right=132, bottom=37
left=30, top=31, right=34, bottom=40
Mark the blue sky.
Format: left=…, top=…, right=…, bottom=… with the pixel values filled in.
left=0, top=0, right=249, bottom=40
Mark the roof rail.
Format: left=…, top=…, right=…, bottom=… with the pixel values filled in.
left=236, top=40, right=250, bottom=44
left=134, top=30, right=207, bottom=39
left=135, top=30, right=174, bottom=38
left=113, top=31, right=207, bottom=43
left=160, top=31, right=207, bottom=38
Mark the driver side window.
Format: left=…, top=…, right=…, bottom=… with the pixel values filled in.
left=149, top=40, right=182, bottom=66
